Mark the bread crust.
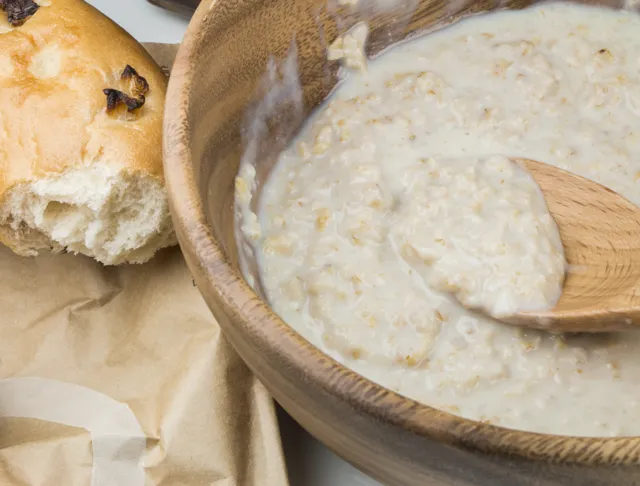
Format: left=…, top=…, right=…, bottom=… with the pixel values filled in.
left=0, top=0, right=170, bottom=260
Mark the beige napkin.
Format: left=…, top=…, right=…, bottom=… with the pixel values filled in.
left=0, top=43, right=288, bottom=486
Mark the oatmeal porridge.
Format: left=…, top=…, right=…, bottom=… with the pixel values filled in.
left=236, top=2, right=640, bottom=436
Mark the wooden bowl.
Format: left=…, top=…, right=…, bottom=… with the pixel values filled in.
left=163, top=0, right=640, bottom=484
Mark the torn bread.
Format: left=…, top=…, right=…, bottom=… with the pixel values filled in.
left=0, top=0, right=176, bottom=265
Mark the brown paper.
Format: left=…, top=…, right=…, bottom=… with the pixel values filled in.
left=0, top=43, right=288, bottom=486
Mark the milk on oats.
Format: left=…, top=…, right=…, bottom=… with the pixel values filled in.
left=237, top=2, right=640, bottom=436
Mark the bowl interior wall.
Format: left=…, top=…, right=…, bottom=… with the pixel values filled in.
left=192, top=0, right=624, bottom=294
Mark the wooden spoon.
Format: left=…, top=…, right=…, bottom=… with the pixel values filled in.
left=496, top=158, right=640, bottom=333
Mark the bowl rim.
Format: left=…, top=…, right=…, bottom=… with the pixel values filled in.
left=163, top=0, right=640, bottom=465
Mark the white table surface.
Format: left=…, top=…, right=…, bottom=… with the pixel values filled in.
left=84, top=1, right=383, bottom=485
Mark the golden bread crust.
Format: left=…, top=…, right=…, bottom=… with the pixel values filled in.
left=0, top=0, right=167, bottom=196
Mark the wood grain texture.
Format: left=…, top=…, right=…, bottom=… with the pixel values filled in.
left=162, top=0, right=640, bottom=484
left=505, top=159, right=640, bottom=333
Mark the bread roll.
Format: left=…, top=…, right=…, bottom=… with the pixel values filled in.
left=0, top=0, right=176, bottom=265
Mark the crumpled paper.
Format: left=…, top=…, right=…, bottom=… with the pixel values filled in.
left=0, top=43, right=288, bottom=486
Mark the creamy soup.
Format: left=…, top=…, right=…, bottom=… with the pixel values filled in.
left=236, top=2, right=640, bottom=436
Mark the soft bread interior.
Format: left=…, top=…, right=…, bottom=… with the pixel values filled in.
left=0, top=162, right=176, bottom=265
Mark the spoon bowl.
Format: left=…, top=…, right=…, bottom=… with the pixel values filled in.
left=501, top=158, right=640, bottom=333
